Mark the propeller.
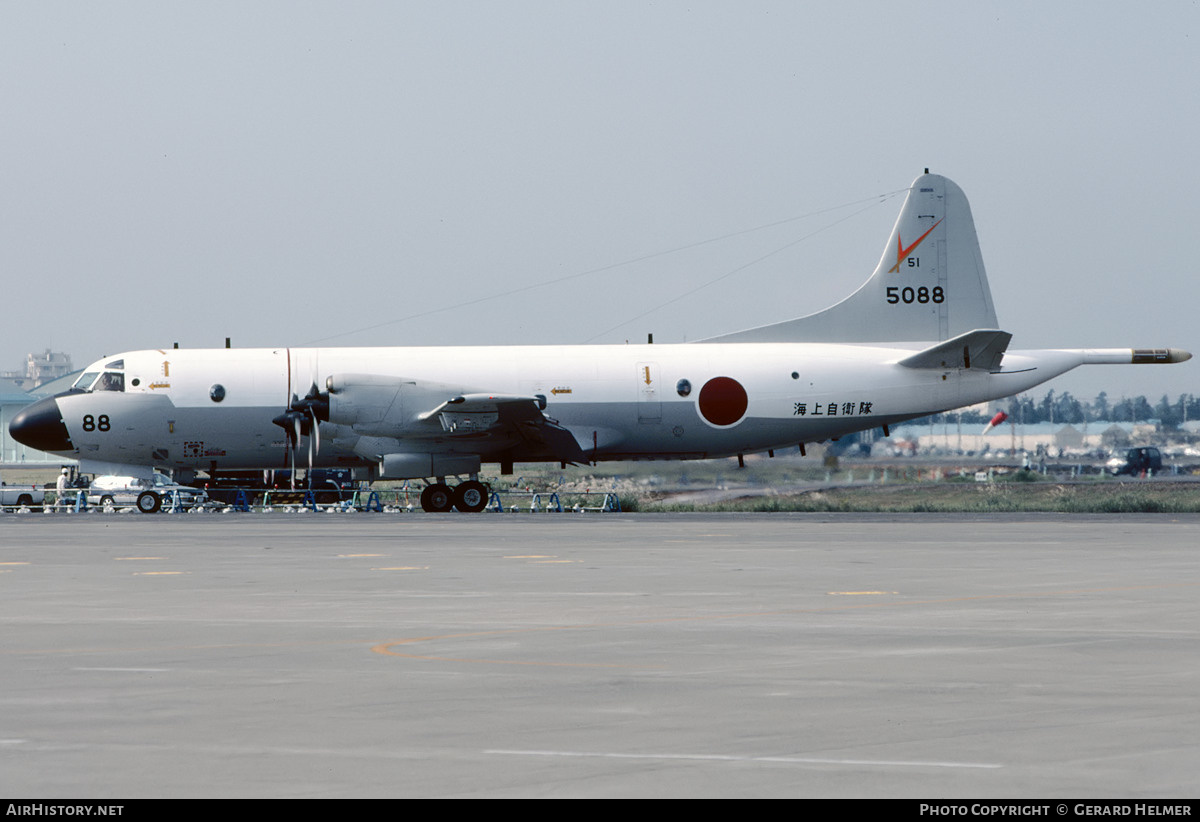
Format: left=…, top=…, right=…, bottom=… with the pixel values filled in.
left=272, top=383, right=329, bottom=485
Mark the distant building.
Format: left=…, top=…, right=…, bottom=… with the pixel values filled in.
left=1, top=349, right=74, bottom=390
left=889, top=420, right=1156, bottom=456
left=26, top=349, right=74, bottom=388
left=1054, top=424, right=1085, bottom=451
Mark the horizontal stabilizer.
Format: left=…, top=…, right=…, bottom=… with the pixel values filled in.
left=897, top=329, right=1012, bottom=371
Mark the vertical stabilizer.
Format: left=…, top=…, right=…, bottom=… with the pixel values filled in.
left=702, top=172, right=998, bottom=343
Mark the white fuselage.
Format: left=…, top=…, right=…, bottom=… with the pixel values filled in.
left=45, top=341, right=1087, bottom=476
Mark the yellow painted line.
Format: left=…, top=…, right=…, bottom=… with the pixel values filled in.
left=2, top=638, right=378, bottom=657
left=372, top=652, right=641, bottom=669
left=1, top=580, right=1192, bottom=669
left=663, top=536, right=735, bottom=543
left=371, top=581, right=1200, bottom=667
left=371, top=631, right=655, bottom=669
left=0, top=562, right=30, bottom=566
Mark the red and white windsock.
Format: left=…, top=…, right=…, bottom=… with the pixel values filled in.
left=981, top=411, right=1008, bottom=434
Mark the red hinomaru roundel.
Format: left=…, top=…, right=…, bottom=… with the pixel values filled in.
left=697, top=376, right=748, bottom=427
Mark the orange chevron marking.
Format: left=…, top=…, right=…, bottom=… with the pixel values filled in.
left=888, top=217, right=944, bottom=273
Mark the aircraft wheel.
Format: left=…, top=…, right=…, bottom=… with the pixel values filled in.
left=136, top=491, right=162, bottom=514
left=420, top=483, right=453, bottom=513
left=453, top=481, right=489, bottom=513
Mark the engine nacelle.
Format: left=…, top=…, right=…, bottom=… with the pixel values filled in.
left=324, top=373, right=462, bottom=435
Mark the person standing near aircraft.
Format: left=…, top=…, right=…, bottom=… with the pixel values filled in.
left=54, top=467, right=69, bottom=512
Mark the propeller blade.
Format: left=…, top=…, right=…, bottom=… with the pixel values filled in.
left=272, top=383, right=329, bottom=488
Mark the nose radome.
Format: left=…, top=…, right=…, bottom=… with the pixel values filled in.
left=8, top=396, right=74, bottom=453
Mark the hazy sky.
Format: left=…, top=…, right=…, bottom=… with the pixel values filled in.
left=3, top=1, right=1197, bottom=402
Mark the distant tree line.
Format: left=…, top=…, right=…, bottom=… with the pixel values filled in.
left=914, top=391, right=1200, bottom=429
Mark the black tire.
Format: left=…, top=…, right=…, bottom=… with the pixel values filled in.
left=100, top=495, right=115, bottom=506
left=16, top=494, right=33, bottom=507
left=453, top=481, right=489, bottom=513
left=136, top=491, right=162, bottom=514
left=420, top=483, right=453, bottom=513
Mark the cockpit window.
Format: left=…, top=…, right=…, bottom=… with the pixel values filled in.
left=72, top=372, right=100, bottom=390
left=72, top=371, right=125, bottom=392
left=104, top=359, right=124, bottom=369
left=95, top=372, right=124, bottom=392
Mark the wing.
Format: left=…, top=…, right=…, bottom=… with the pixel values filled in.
left=324, top=375, right=589, bottom=464
left=418, top=392, right=590, bottom=464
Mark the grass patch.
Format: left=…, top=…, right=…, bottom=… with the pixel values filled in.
left=636, top=482, right=1200, bottom=514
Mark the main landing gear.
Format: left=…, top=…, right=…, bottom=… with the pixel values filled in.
left=419, top=479, right=489, bottom=513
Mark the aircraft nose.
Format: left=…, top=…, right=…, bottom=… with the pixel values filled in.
left=9, top=396, right=74, bottom=452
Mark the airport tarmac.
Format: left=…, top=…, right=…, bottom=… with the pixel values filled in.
left=1, top=511, right=1198, bottom=798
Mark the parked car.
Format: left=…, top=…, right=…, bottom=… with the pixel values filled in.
left=1110, top=447, right=1164, bottom=477
left=89, top=473, right=208, bottom=513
